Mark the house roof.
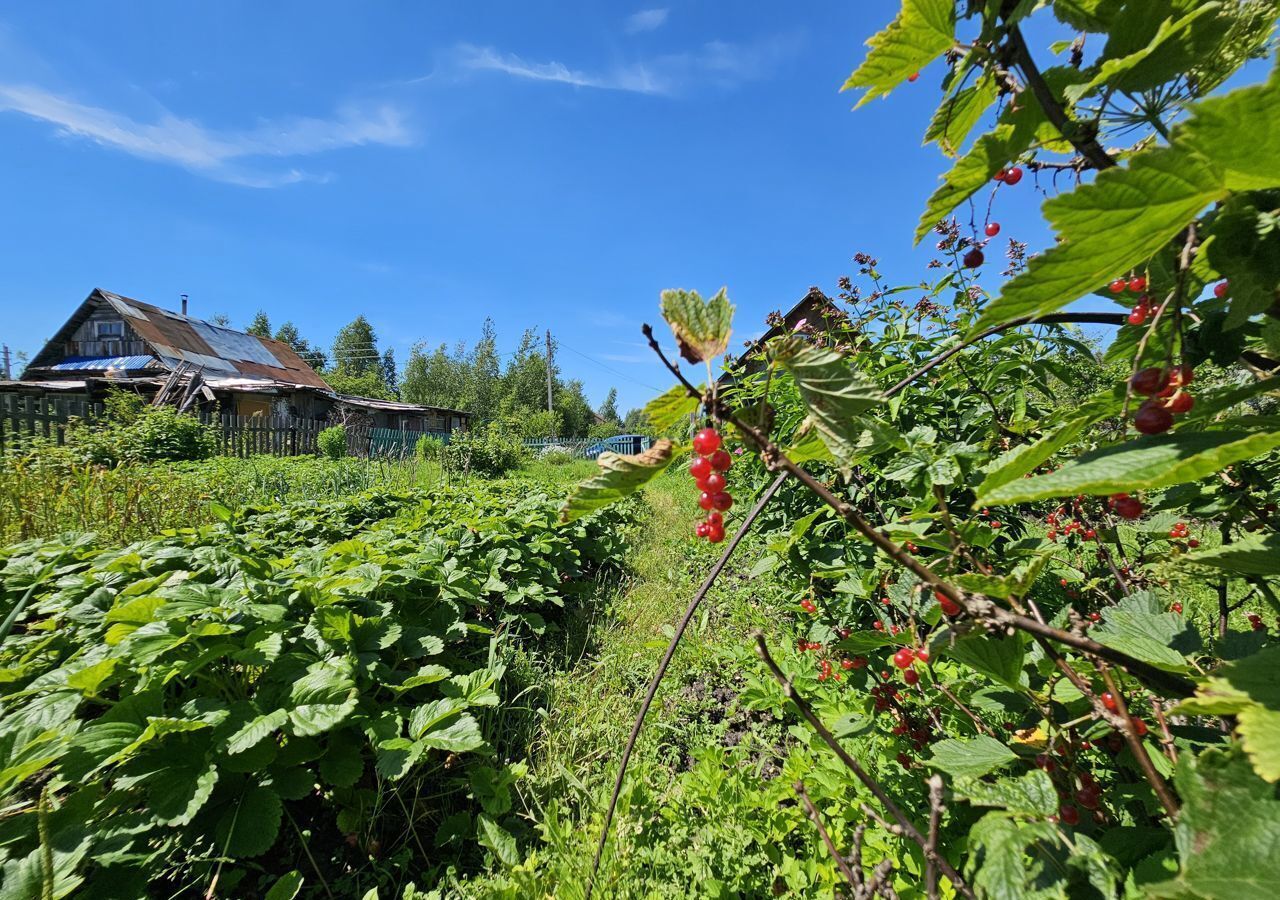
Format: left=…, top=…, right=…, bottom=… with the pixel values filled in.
left=26, top=289, right=333, bottom=391
left=334, top=394, right=471, bottom=417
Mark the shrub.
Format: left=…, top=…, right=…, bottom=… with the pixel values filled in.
left=69, top=406, right=217, bottom=467
left=415, top=433, right=444, bottom=461
left=317, top=424, right=347, bottom=459
left=442, top=423, right=527, bottom=476
left=538, top=448, right=577, bottom=465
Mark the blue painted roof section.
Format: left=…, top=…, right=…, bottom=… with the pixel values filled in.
left=48, top=355, right=161, bottom=372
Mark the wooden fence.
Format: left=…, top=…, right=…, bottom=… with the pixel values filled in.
left=0, top=393, right=451, bottom=460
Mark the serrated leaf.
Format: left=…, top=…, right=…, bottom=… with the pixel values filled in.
left=376, top=738, right=425, bottom=780
left=955, top=769, right=1058, bottom=816
left=659, top=287, right=733, bottom=363
left=288, top=660, right=358, bottom=737
left=477, top=814, right=521, bottom=867
left=318, top=730, right=364, bottom=787
left=1068, top=4, right=1223, bottom=99
left=842, top=0, right=955, bottom=107
left=559, top=439, right=673, bottom=523
left=215, top=786, right=282, bottom=858
left=975, top=417, right=1091, bottom=502
left=1181, top=63, right=1280, bottom=192
left=927, top=735, right=1018, bottom=779
left=981, top=430, right=1280, bottom=504
left=420, top=713, right=485, bottom=753
left=264, top=872, right=304, bottom=900
left=947, top=633, right=1027, bottom=691
left=226, top=709, right=289, bottom=755
left=925, top=72, right=998, bottom=155
left=148, top=760, right=218, bottom=826
left=972, top=146, right=1224, bottom=333
left=1238, top=704, right=1280, bottom=783
left=1092, top=591, right=1196, bottom=672
left=643, top=385, right=700, bottom=433
left=773, top=337, right=884, bottom=469
left=1183, top=533, right=1280, bottom=575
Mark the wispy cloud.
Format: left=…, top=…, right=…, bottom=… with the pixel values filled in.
left=454, top=31, right=803, bottom=97
left=625, top=8, right=669, bottom=34
left=0, top=84, right=413, bottom=187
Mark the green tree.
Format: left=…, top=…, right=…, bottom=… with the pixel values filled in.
left=554, top=379, right=594, bottom=438
left=381, top=348, right=399, bottom=398
left=331, top=315, right=380, bottom=379
left=598, top=388, right=620, bottom=426
left=246, top=310, right=272, bottom=338
left=274, top=321, right=328, bottom=371
left=621, top=407, right=650, bottom=434
left=325, top=370, right=396, bottom=401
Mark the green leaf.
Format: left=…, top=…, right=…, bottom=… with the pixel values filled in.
left=64, top=658, right=118, bottom=696
left=420, top=714, right=485, bottom=753
left=975, top=417, right=1091, bottom=502
left=215, top=786, right=282, bottom=858
left=955, top=770, right=1058, bottom=817
left=966, top=812, right=1063, bottom=900
left=925, top=72, right=998, bottom=156
left=559, top=439, right=674, bottom=523
left=1069, top=4, right=1224, bottom=98
left=982, top=430, right=1280, bottom=505
left=643, top=385, right=700, bottom=433
left=288, top=660, right=358, bottom=737
left=264, top=872, right=304, bottom=900
left=477, top=814, right=521, bottom=867
left=1091, top=591, right=1197, bottom=672
left=927, top=735, right=1018, bottom=779
left=375, top=737, right=425, bottom=780
left=318, top=730, right=364, bottom=787
left=148, top=759, right=219, bottom=826
left=1181, top=63, right=1280, bottom=192
left=1183, top=533, right=1280, bottom=575
left=1147, top=746, right=1280, bottom=898
left=773, top=337, right=884, bottom=469
left=946, top=633, right=1026, bottom=691
left=842, top=0, right=955, bottom=107
left=1239, top=705, right=1280, bottom=783
left=972, top=146, right=1225, bottom=333
left=226, top=709, right=289, bottom=755
left=659, top=287, right=733, bottom=363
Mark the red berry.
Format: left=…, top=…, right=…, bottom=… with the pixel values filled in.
left=703, top=472, right=726, bottom=493
left=873, top=620, right=884, bottom=631
left=1128, top=276, right=1147, bottom=292
left=706, top=522, right=725, bottom=543
left=985, top=222, right=1001, bottom=237
left=893, top=648, right=914, bottom=669
left=689, top=456, right=712, bottom=481
left=935, top=590, right=962, bottom=616
left=994, top=168, right=1008, bottom=182
left=915, top=648, right=930, bottom=663
left=840, top=658, right=853, bottom=670
left=1102, top=691, right=1118, bottom=712
left=1059, top=804, right=1080, bottom=826
left=991, top=520, right=1001, bottom=529
left=1134, top=402, right=1174, bottom=435
left=1133, top=719, right=1148, bottom=737
left=907, top=71, right=920, bottom=82
left=706, top=512, right=723, bottom=526
left=1214, top=280, right=1229, bottom=298
left=1084, top=529, right=1097, bottom=540
left=963, top=248, right=984, bottom=268
left=1167, top=390, right=1194, bottom=414
left=698, top=491, right=715, bottom=511
left=1112, top=496, right=1143, bottom=520
left=692, top=427, right=721, bottom=456
left=903, top=669, right=920, bottom=685
left=1130, top=367, right=1170, bottom=396
left=708, top=449, right=732, bottom=472
left=1127, top=309, right=1147, bottom=326
left=695, top=522, right=710, bottom=538
left=850, top=656, right=867, bottom=669
left=1003, top=166, right=1023, bottom=185
left=1035, top=753, right=1055, bottom=772
left=1075, top=788, right=1100, bottom=810
left=1186, top=540, right=1199, bottom=549
left=710, top=491, right=734, bottom=512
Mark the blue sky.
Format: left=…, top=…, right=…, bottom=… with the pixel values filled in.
left=1, top=2, right=1075, bottom=412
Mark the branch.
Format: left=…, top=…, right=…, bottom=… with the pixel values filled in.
left=794, top=781, right=863, bottom=892
left=1099, top=667, right=1180, bottom=818
left=585, top=472, right=788, bottom=900
left=1004, top=23, right=1116, bottom=171
left=755, top=634, right=976, bottom=900
left=925, top=775, right=945, bottom=900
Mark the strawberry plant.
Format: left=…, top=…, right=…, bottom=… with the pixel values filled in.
left=566, top=3, right=1280, bottom=896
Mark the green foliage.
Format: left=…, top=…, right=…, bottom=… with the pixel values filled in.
left=324, top=369, right=397, bottom=401
left=560, top=439, right=674, bottom=523
left=659, top=288, right=734, bottom=364
left=317, top=424, right=347, bottom=460
left=69, top=406, right=217, bottom=467
left=441, top=424, right=527, bottom=476
left=0, top=480, right=637, bottom=895
left=415, top=433, right=444, bottom=461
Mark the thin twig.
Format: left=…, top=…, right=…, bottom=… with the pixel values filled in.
left=925, top=776, right=945, bottom=900
left=795, top=781, right=861, bottom=891
left=755, top=633, right=976, bottom=900
left=1099, top=667, right=1180, bottom=818
left=585, top=473, right=788, bottom=899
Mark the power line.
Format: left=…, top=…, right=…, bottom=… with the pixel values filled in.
left=557, top=341, right=664, bottom=393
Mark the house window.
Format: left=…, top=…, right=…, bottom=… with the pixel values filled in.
left=96, top=321, right=124, bottom=339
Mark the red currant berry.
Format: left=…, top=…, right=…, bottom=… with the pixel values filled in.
left=695, top=521, right=710, bottom=538
left=994, top=168, right=1008, bottom=182
left=1131, top=367, right=1170, bottom=395
left=708, top=449, right=732, bottom=472
left=893, top=648, right=914, bottom=669
left=1109, top=278, right=1128, bottom=294
left=1134, top=402, right=1174, bottom=435
left=1166, top=391, right=1193, bottom=415
left=706, top=511, right=723, bottom=526
left=1133, top=719, right=1148, bottom=737
left=698, top=492, right=714, bottom=511
left=851, top=656, right=868, bottom=669
left=935, top=589, right=961, bottom=616
left=873, top=620, right=884, bottom=631
left=706, top=522, right=725, bottom=543
left=963, top=248, right=984, bottom=268
left=915, top=648, right=930, bottom=663
left=1169, top=364, right=1194, bottom=387
left=907, top=71, right=920, bottom=82
left=1213, top=280, right=1229, bottom=298
left=1186, top=539, right=1199, bottom=549
left=1128, top=276, right=1147, bottom=292
left=1102, top=691, right=1119, bottom=712
left=903, top=669, right=920, bottom=685
left=1112, top=496, right=1143, bottom=520
left=1002, top=166, right=1023, bottom=185
left=1059, top=804, right=1080, bottom=826
left=689, top=456, right=712, bottom=481
left=692, top=427, right=721, bottom=456
left=985, top=222, right=1000, bottom=237
left=1127, top=307, right=1148, bottom=326
left=710, top=491, right=734, bottom=512
left=700, top=472, right=724, bottom=493
left=1075, top=788, right=1100, bottom=810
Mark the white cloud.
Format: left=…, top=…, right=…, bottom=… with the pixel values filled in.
left=456, top=44, right=668, bottom=95
left=454, top=31, right=802, bottom=97
left=625, top=8, right=669, bottom=34
left=0, top=83, right=413, bottom=187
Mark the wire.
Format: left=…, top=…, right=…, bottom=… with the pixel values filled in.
left=557, top=341, right=664, bottom=393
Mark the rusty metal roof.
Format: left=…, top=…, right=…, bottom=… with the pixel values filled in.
left=41, top=290, right=333, bottom=391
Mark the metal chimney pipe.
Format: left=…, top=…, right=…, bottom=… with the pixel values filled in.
left=180, top=293, right=188, bottom=316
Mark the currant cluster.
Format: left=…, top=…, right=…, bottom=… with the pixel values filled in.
left=1046, top=498, right=1097, bottom=542
left=1130, top=364, right=1195, bottom=434
left=688, top=427, right=734, bottom=543
left=891, top=645, right=929, bottom=686
left=1168, top=521, right=1198, bottom=547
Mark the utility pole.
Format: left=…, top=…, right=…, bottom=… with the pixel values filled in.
left=544, top=329, right=555, bottom=432
left=1, top=345, right=10, bottom=381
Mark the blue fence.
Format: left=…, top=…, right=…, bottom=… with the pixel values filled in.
left=523, top=434, right=652, bottom=460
